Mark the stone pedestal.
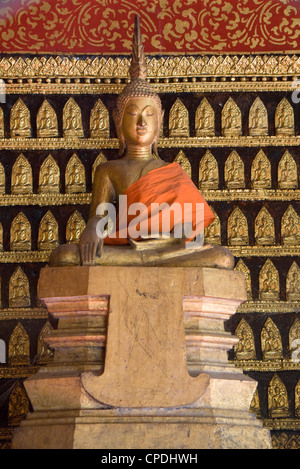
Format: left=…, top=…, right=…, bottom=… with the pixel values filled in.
left=12, top=266, right=272, bottom=449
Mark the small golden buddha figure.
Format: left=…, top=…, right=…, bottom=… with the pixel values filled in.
left=63, top=98, right=84, bottom=138
left=195, top=98, right=214, bottom=137
left=10, top=99, right=31, bottom=138
left=261, top=319, right=282, bottom=359
left=50, top=16, right=233, bottom=270
left=65, top=154, right=86, bottom=194
left=275, top=99, right=294, bottom=136
left=90, top=100, right=109, bottom=138
left=259, top=260, right=280, bottom=301
left=268, top=375, right=290, bottom=418
left=37, top=101, right=58, bottom=138
left=169, top=99, right=189, bottom=138
left=9, top=269, right=30, bottom=308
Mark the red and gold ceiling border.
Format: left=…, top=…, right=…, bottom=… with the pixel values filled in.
left=0, top=0, right=300, bottom=55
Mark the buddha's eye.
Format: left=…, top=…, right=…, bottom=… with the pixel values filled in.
left=144, top=106, right=154, bottom=117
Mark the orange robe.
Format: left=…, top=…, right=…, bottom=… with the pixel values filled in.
left=104, top=162, right=215, bottom=245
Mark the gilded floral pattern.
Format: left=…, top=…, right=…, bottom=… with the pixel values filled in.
left=0, top=0, right=300, bottom=53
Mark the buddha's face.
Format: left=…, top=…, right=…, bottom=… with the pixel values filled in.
left=120, top=97, right=161, bottom=148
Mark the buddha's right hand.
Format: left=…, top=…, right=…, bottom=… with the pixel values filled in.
left=79, top=219, right=104, bottom=265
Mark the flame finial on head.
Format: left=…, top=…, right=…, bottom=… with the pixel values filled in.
left=113, top=15, right=163, bottom=155
left=129, top=15, right=147, bottom=80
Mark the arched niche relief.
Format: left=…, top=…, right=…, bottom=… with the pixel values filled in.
left=63, top=98, right=84, bottom=138
left=173, top=150, right=191, bottom=178
left=224, top=150, right=245, bottom=189
left=11, top=154, right=33, bottom=195
left=275, top=98, right=294, bottom=136
left=221, top=97, right=242, bottom=137
left=259, top=259, right=280, bottom=301
left=90, top=99, right=110, bottom=138
left=9, top=268, right=30, bottom=308
left=169, top=98, right=189, bottom=138
left=195, top=98, right=215, bottom=137
left=227, top=206, right=249, bottom=246
left=38, top=211, right=59, bottom=251
left=249, top=97, right=268, bottom=136
left=38, top=154, right=60, bottom=194
left=10, top=212, right=31, bottom=251
left=234, top=318, right=256, bottom=360
left=199, top=150, right=219, bottom=189
left=37, top=99, right=58, bottom=138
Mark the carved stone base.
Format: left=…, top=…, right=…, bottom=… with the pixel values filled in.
left=12, top=408, right=272, bottom=450
left=12, top=266, right=272, bottom=449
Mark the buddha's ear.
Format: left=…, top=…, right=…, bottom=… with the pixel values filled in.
left=113, top=108, right=126, bottom=156
left=113, top=109, right=119, bottom=133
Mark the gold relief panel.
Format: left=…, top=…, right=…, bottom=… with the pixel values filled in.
left=261, top=318, right=283, bottom=360
left=10, top=212, right=31, bottom=251
left=234, top=259, right=252, bottom=299
left=8, top=383, right=29, bottom=426
left=259, top=259, right=280, bottom=301
left=289, top=318, right=300, bottom=358
left=92, top=152, right=107, bottom=183
left=66, top=210, right=86, bottom=244
left=198, top=150, right=219, bottom=189
left=90, top=99, right=109, bottom=138
left=38, top=211, right=58, bottom=251
left=8, top=322, right=30, bottom=366
left=249, top=97, right=268, bottom=137
left=10, top=98, right=31, bottom=138
left=37, top=321, right=54, bottom=364
left=204, top=206, right=221, bottom=245
left=281, top=205, right=300, bottom=246
left=227, top=206, right=249, bottom=246
left=169, top=98, right=189, bottom=138
left=36, top=100, right=58, bottom=138
left=2, top=55, right=300, bottom=81
left=254, top=206, right=275, bottom=246
left=251, top=150, right=271, bottom=189
left=63, top=98, right=84, bottom=139
left=250, top=389, right=261, bottom=418
left=278, top=150, right=298, bottom=190
left=195, top=98, right=214, bottom=137
left=268, top=374, right=290, bottom=418
left=224, top=150, right=245, bottom=189
left=275, top=98, right=294, bottom=137
left=38, top=154, right=60, bottom=194
left=11, top=154, right=33, bottom=195
left=296, top=381, right=300, bottom=419
left=65, top=153, right=86, bottom=194
left=173, top=151, right=191, bottom=178
left=0, top=161, right=5, bottom=194
left=9, top=267, right=30, bottom=308
left=272, top=433, right=300, bottom=450
left=286, top=263, right=300, bottom=301
left=221, top=97, right=242, bottom=138
left=234, top=319, right=256, bottom=360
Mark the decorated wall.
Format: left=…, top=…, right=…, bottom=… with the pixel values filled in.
left=0, top=0, right=299, bottom=449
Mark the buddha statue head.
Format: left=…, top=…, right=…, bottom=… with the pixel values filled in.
left=113, top=15, right=164, bottom=156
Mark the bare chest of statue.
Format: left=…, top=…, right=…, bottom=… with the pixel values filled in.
left=106, top=158, right=167, bottom=197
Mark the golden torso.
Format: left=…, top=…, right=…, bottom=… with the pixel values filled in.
left=89, top=156, right=167, bottom=216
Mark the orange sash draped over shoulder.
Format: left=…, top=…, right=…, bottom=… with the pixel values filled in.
left=104, top=162, right=215, bottom=245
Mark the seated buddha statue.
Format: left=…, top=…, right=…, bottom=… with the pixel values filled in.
left=50, top=16, right=233, bottom=270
